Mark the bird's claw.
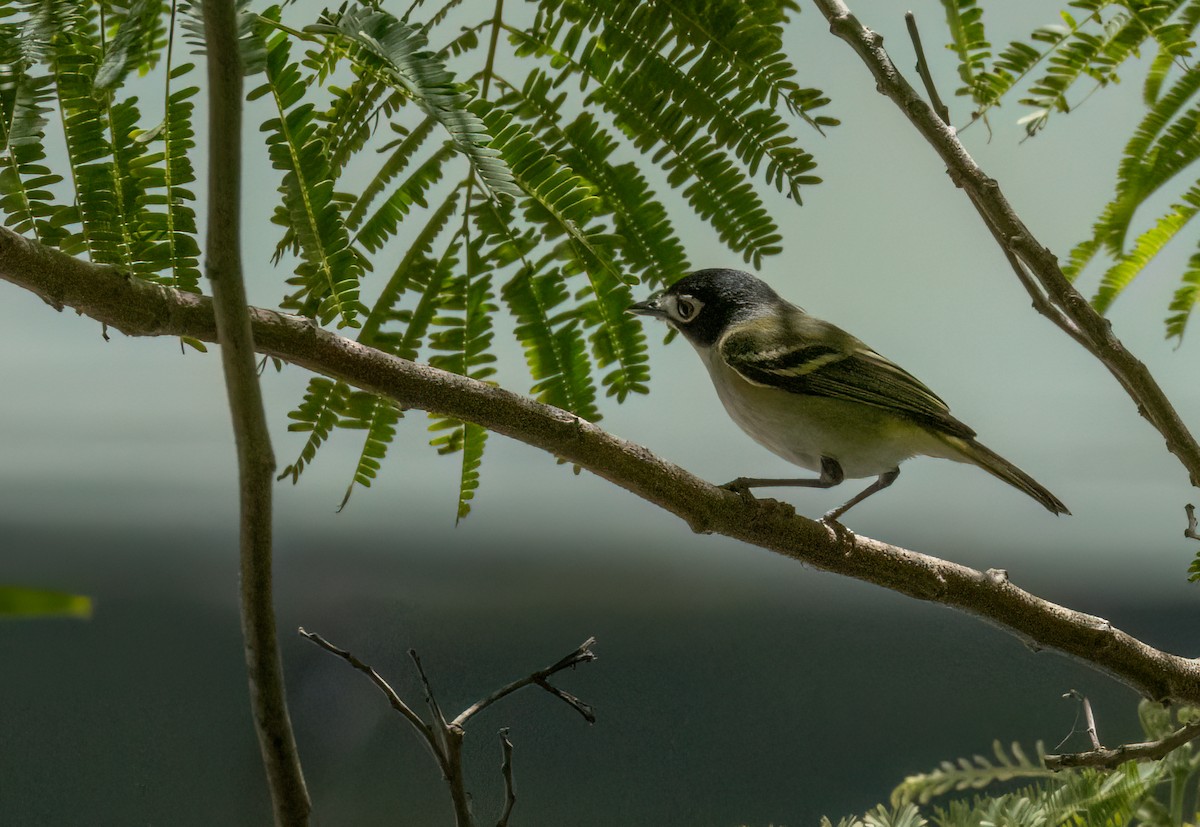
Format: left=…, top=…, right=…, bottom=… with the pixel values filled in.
left=720, top=478, right=757, bottom=500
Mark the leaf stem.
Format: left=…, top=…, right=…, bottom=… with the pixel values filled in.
left=481, top=0, right=504, bottom=100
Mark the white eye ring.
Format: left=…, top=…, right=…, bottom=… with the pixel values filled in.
left=674, top=295, right=700, bottom=322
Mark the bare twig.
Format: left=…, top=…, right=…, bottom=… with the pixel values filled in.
left=1186, top=504, right=1199, bottom=541
left=904, top=12, right=950, bottom=125
left=202, top=3, right=309, bottom=824
left=298, top=628, right=442, bottom=763
left=960, top=187, right=1089, bottom=348
left=811, top=0, right=1200, bottom=489
left=454, top=637, right=597, bottom=727
left=1063, top=690, right=1102, bottom=750
left=406, top=648, right=473, bottom=827
left=300, top=631, right=597, bottom=827
left=1045, top=717, right=1200, bottom=770
left=534, top=679, right=596, bottom=723
left=4, top=235, right=1200, bottom=705
left=496, top=729, right=516, bottom=827
left=410, top=648, right=451, bottom=729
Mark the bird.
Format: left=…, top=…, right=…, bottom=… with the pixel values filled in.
left=628, top=268, right=1069, bottom=521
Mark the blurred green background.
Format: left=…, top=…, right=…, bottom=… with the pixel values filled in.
left=3, top=1, right=1199, bottom=824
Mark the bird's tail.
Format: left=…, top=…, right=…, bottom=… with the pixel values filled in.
left=939, top=435, right=1070, bottom=516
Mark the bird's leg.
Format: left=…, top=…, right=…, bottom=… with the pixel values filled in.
left=722, top=456, right=845, bottom=497
left=822, top=468, right=901, bottom=522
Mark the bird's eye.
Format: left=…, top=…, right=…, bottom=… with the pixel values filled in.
left=675, top=296, right=698, bottom=321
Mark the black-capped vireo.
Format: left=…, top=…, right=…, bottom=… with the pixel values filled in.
left=629, top=268, right=1069, bottom=521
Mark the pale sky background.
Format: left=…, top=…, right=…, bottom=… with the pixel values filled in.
left=2, top=0, right=1195, bottom=587
left=3, top=1, right=1200, bottom=824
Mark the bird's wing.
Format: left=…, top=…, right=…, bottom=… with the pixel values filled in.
left=719, top=314, right=976, bottom=439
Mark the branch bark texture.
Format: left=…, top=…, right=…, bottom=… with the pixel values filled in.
left=202, top=3, right=310, bottom=824
left=3, top=226, right=1200, bottom=707
left=810, top=0, right=1200, bottom=489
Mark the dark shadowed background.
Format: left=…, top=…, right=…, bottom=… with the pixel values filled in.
left=3, top=1, right=1199, bottom=824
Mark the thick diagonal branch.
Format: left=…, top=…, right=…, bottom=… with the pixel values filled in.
left=810, top=0, right=1200, bottom=488
left=3, top=227, right=1200, bottom=706
left=203, top=3, right=309, bottom=824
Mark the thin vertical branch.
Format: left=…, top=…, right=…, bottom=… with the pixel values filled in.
left=1064, top=689, right=1103, bottom=749
left=203, top=2, right=310, bottom=824
left=496, top=729, right=516, bottom=827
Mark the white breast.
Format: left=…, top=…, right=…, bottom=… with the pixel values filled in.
left=693, top=344, right=953, bottom=479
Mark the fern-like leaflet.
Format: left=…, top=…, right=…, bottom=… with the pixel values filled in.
left=495, top=72, right=690, bottom=286
left=0, top=65, right=64, bottom=245
left=511, top=14, right=785, bottom=268
left=250, top=16, right=365, bottom=328
left=891, top=740, right=1051, bottom=807
left=475, top=99, right=648, bottom=400
left=427, top=225, right=496, bottom=521
left=306, top=6, right=520, bottom=201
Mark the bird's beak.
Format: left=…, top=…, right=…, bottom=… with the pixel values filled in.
left=627, top=294, right=666, bottom=318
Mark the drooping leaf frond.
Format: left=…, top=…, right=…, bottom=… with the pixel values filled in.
left=496, top=72, right=690, bottom=285
left=1096, top=66, right=1200, bottom=255
left=338, top=191, right=461, bottom=506
left=940, top=0, right=990, bottom=104
left=344, top=115, right=438, bottom=231
left=959, top=1, right=1200, bottom=136
left=281, top=190, right=460, bottom=491
left=250, top=19, right=364, bottom=327
left=307, top=6, right=521, bottom=200
left=95, top=0, right=169, bottom=90
left=1053, top=52, right=1200, bottom=336
left=1167, top=247, right=1200, bottom=341
left=0, top=68, right=65, bottom=245
left=475, top=99, right=648, bottom=400
left=1091, top=180, right=1200, bottom=314
left=133, top=47, right=201, bottom=293
left=51, top=27, right=155, bottom=269
left=891, top=741, right=1051, bottom=806
left=483, top=198, right=601, bottom=422
left=279, top=376, right=352, bottom=484
left=358, top=188, right=462, bottom=350
left=336, top=389, right=403, bottom=511
left=427, top=231, right=496, bottom=521
left=321, top=73, right=404, bottom=178
left=352, top=142, right=455, bottom=253
left=510, top=11, right=789, bottom=267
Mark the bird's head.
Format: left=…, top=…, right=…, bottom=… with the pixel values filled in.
left=628, top=268, right=785, bottom=347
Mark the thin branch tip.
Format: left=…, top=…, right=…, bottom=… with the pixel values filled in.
left=903, top=10, right=950, bottom=125
left=453, top=636, right=600, bottom=728
left=496, top=728, right=516, bottom=827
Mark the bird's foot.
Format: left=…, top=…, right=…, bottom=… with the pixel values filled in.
left=819, top=507, right=847, bottom=525
left=719, top=477, right=759, bottom=501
